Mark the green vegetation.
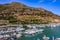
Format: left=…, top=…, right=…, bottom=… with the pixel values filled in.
left=0, top=2, right=60, bottom=24
left=7, top=16, right=18, bottom=23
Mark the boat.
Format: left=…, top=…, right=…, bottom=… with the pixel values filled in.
left=55, top=38, right=60, bottom=40
left=16, top=33, right=22, bottom=38
left=24, top=29, right=44, bottom=37
left=43, top=35, right=50, bottom=40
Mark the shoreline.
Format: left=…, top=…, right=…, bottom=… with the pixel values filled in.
left=0, top=23, right=60, bottom=28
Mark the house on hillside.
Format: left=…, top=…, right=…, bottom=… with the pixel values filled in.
left=0, top=20, right=9, bottom=25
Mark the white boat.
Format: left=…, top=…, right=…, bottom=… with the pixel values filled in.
left=16, top=28, right=25, bottom=32
left=0, top=35, right=3, bottom=38
left=24, top=29, right=43, bottom=34
left=55, top=38, right=60, bottom=40
left=3, top=35, right=10, bottom=37
left=13, top=33, right=16, bottom=35
left=52, top=36, right=54, bottom=40
left=16, top=33, right=22, bottom=38
left=43, top=35, right=50, bottom=40
left=10, top=38, right=14, bottom=40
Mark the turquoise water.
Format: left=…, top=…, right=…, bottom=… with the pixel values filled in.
left=15, top=26, right=60, bottom=40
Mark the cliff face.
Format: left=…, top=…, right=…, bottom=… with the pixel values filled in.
left=0, top=2, right=60, bottom=24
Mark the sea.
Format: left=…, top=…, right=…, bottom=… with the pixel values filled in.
left=15, top=25, right=60, bottom=40
left=0, top=24, right=60, bottom=40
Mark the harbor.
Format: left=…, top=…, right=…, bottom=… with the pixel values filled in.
left=0, top=24, right=60, bottom=40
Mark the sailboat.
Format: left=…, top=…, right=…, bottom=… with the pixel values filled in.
left=52, top=36, right=54, bottom=40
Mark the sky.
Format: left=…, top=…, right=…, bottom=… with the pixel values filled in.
left=0, top=0, right=60, bottom=16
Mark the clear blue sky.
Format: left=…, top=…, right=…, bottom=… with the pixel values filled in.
left=0, top=0, right=60, bottom=15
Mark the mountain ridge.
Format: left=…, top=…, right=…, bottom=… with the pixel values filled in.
left=0, top=2, right=60, bottom=24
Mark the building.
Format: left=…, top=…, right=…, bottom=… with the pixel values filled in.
left=0, top=20, right=9, bottom=25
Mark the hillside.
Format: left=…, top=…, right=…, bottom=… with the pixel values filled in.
left=0, top=2, right=60, bottom=24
